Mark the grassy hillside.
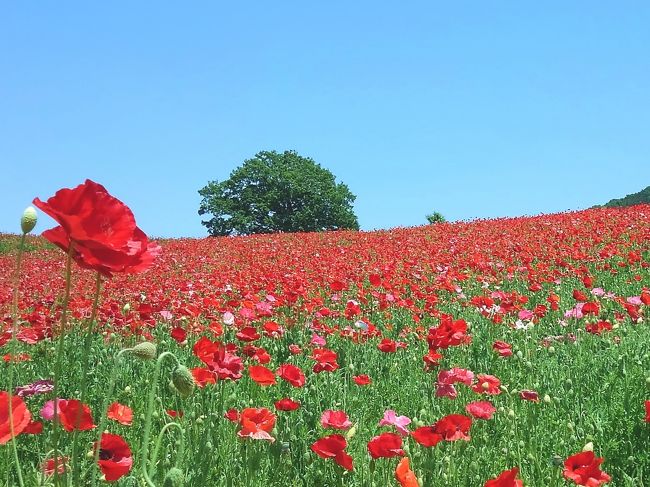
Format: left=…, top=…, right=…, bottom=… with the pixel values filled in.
left=602, top=185, right=650, bottom=208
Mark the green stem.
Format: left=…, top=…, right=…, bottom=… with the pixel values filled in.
left=140, top=351, right=180, bottom=486
left=7, top=233, right=27, bottom=487
left=148, top=422, right=185, bottom=479
left=70, top=272, right=103, bottom=484
left=89, top=348, right=130, bottom=487
left=51, top=245, right=74, bottom=487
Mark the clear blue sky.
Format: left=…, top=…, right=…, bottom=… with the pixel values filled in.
left=1, top=2, right=648, bottom=237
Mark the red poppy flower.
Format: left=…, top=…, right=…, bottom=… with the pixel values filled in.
left=277, top=364, right=306, bottom=387
left=248, top=365, right=276, bottom=386
left=106, top=403, right=133, bottom=426
left=484, top=467, right=524, bottom=487
left=311, top=348, right=339, bottom=373
left=581, top=302, right=600, bottom=316
left=427, top=315, right=471, bottom=350
left=274, top=398, right=300, bottom=411
left=0, top=391, right=32, bottom=444
left=96, top=433, right=133, bottom=482
left=412, top=425, right=442, bottom=447
left=34, top=180, right=133, bottom=241
left=493, top=340, right=513, bottom=357
left=263, top=321, right=284, bottom=338
left=412, top=414, right=472, bottom=447
left=207, top=344, right=243, bottom=381
left=466, top=401, right=496, bottom=420
left=23, top=420, right=44, bottom=434
left=367, top=432, right=405, bottom=459
left=330, top=280, right=346, bottom=292
left=236, top=326, right=260, bottom=342
left=191, top=367, right=217, bottom=388
left=58, top=399, right=96, bottom=432
left=585, top=321, right=612, bottom=335
left=38, top=212, right=160, bottom=278
left=353, top=374, right=371, bottom=385
left=378, top=338, right=397, bottom=353
left=641, top=291, right=650, bottom=305
left=320, top=410, right=352, bottom=430
left=238, top=408, right=276, bottom=442
left=242, top=345, right=271, bottom=364
left=170, top=327, right=187, bottom=343
left=395, top=457, right=419, bottom=487
left=423, top=349, right=443, bottom=370
left=472, top=374, right=502, bottom=395
left=645, top=400, right=650, bottom=423
left=433, top=414, right=472, bottom=442
left=563, top=451, right=611, bottom=486
left=573, top=290, right=588, bottom=302
left=34, top=180, right=160, bottom=277
left=519, top=390, right=539, bottom=402
left=311, top=434, right=353, bottom=471
left=224, top=408, right=240, bottom=422
left=369, top=273, right=382, bottom=286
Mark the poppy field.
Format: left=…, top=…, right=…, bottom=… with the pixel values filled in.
left=1, top=181, right=650, bottom=486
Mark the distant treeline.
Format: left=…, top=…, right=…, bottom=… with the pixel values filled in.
left=599, top=185, right=650, bottom=208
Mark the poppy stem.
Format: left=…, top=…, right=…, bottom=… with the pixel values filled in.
left=88, top=347, right=130, bottom=487
left=147, top=421, right=185, bottom=479
left=70, top=272, right=103, bottom=485
left=51, top=244, right=74, bottom=487
left=140, top=351, right=180, bottom=486
left=8, top=233, right=27, bottom=487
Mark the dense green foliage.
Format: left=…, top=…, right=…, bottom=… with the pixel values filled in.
left=426, top=212, right=447, bottom=224
left=198, top=151, right=359, bottom=236
left=602, top=185, right=650, bottom=208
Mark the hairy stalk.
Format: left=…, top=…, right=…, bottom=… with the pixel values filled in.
left=51, top=245, right=74, bottom=486
left=7, top=233, right=27, bottom=487
left=70, top=272, right=103, bottom=484
left=141, top=351, right=180, bottom=486
left=89, top=347, right=131, bottom=487
left=148, top=421, right=185, bottom=478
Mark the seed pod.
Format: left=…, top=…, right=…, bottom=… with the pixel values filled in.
left=171, top=365, right=195, bottom=398
left=21, top=206, right=38, bottom=234
left=131, top=342, right=157, bottom=360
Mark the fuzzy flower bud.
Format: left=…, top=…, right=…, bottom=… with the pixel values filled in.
left=21, top=206, right=38, bottom=234
left=171, top=365, right=195, bottom=398
left=163, top=467, right=185, bottom=487
left=130, top=342, right=157, bottom=360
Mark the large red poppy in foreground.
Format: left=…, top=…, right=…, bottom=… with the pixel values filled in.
left=96, top=433, right=133, bottom=482
left=34, top=179, right=160, bottom=276
left=0, top=392, right=32, bottom=444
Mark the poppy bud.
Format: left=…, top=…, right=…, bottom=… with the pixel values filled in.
left=162, top=467, right=185, bottom=487
left=131, top=342, right=157, bottom=360
left=582, top=442, right=594, bottom=452
left=171, top=365, right=195, bottom=398
left=21, top=206, right=38, bottom=234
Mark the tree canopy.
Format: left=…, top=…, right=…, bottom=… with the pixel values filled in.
left=198, top=150, right=359, bottom=236
left=426, top=211, right=447, bottom=224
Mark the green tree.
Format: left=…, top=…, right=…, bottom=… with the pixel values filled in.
left=426, top=211, right=446, bottom=224
left=198, top=150, right=359, bottom=236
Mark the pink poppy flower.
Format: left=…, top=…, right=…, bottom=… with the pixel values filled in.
left=378, top=410, right=411, bottom=436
